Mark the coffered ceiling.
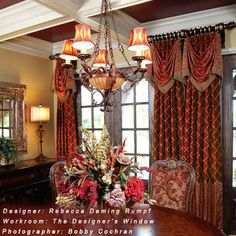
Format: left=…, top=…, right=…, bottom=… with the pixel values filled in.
left=0, top=0, right=235, bottom=57
left=122, top=0, right=236, bottom=23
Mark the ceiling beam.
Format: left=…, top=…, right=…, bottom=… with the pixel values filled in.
left=37, top=0, right=143, bottom=44
left=0, top=0, right=146, bottom=44
left=0, top=15, right=73, bottom=42
left=78, top=0, right=153, bottom=17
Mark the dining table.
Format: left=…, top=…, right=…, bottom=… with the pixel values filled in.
left=0, top=203, right=224, bottom=236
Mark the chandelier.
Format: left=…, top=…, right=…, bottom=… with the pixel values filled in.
left=59, top=0, right=152, bottom=111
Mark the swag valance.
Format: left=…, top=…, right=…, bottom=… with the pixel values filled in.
left=149, top=39, right=183, bottom=93
left=149, top=32, right=223, bottom=93
left=54, top=59, right=76, bottom=102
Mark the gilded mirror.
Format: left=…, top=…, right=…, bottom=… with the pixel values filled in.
left=0, top=82, right=27, bottom=153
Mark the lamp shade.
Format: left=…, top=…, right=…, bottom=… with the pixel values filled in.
left=72, top=24, right=94, bottom=50
left=31, top=105, right=50, bottom=122
left=93, top=50, right=109, bottom=68
left=141, top=49, right=152, bottom=64
left=128, top=27, right=149, bottom=52
left=59, top=40, right=78, bottom=61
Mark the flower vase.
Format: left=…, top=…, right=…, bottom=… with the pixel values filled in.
left=0, top=157, right=13, bottom=167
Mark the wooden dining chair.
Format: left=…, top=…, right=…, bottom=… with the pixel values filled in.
left=49, top=160, right=66, bottom=202
left=149, top=159, right=196, bottom=212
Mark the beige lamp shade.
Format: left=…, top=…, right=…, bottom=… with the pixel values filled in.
left=31, top=105, right=50, bottom=122
left=128, top=27, right=149, bottom=53
left=72, top=24, right=94, bottom=50
left=59, top=40, right=78, bottom=61
left=93, top=50, right=109, bottom=68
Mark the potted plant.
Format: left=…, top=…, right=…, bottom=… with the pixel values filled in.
left=0, top=137, right=18, bottom=166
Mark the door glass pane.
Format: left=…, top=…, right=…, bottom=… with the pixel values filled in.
left=94, top=130, right=102, bottom=140
left=136, top=104, right=149, bottom=128
left=0, top=111, right=2, bottom=127
left=234, top=131, right=236, bottom=158
left=122, top=105, right=134, bottom=128
left=122, top=130, right=134, bottom=154
left=136, top=80, right=148, bottom=103
left=93, top=90, right=103, bottom=105
left=3, top=111, right=9, bottom=127
left=233, top=100, right=236, bottom=127
left=3, top=99, right=10, bottom=109
left=81, top=108, right=92, bottom=128
left=94, top=108, right=104, bottom=128
left=137, top=155, right=150, bottom=180
left=137, top=130, right=149, bottom=154
left=233, top=160, right=236, bottom=187
left=233, top=69, right=236, bottom=97
left=81, top=87, right=92, bottom=106
left=3, top=129, right=9, bottom=138
left=122, top=86, right=134, bottom=104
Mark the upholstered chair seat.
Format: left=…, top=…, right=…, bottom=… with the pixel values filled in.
left=149, top=159, right=196, bottom=212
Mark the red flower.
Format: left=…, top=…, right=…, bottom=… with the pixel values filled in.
left=67, top=152, right=84, bottom=167
left=125, top=177, right=145, bottom=202
left=113, top=167, right=120, bottom=175
left=77, top=180, right=98, bottom=204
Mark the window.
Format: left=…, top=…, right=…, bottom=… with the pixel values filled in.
left=121, top=80, right=151, bottom=180
left=0, top=82, right=26, bottom=153
left=0, top=99, right=13, bottom=138
left=78, top=79, right=153, bottom=180
left=80, top=87, right=104, bottom=138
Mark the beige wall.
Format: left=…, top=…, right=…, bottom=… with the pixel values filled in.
left=225, top=28, right=236, bottom=49
left=0, top=48, right=55, bottom=161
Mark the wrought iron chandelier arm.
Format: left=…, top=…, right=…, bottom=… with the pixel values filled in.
left=125, top=70, right=146, bottom=83
left=74, top=73, right=93, bottom=92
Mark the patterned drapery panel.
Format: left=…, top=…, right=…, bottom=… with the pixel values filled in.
left=151, top=32, right=223, bottom=229
left=181, top=33, right=223, bottom=229
left=152, top=81, right=185, bottom=162
left=54, top=59, right=77, bottom=159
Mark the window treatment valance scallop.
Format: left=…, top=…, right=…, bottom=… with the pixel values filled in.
left=148, top=32, right=223, bottom=93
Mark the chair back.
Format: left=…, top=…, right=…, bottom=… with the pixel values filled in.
left=49, top=160, right=66, bottom=202
left=149, top=159, right=196, bottom=212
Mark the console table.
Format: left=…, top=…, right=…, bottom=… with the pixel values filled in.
left=0, top=159, right=56, bottom=204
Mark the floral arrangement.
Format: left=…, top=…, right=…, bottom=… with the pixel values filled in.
left=56, top=126, right=154, bottom=208
left=0, top=137, right=18, bottom=165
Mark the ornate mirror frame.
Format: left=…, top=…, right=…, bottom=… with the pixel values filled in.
left=0, top=82, right=27, bottom=154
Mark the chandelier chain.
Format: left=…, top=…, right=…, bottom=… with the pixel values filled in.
left=92, top=0, right=105, bottom=65
left=106, top=2, right=115, bottom=64
left=108, top=0, right=131, bottom=66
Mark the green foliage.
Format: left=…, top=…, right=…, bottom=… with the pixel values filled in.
left=0, top=137, right=18, bottom=162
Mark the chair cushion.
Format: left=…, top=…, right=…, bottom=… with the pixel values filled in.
left=152, top=165, right=191, bottom=211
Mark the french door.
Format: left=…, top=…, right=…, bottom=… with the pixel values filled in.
left=222, top=54, right=236, bottom=234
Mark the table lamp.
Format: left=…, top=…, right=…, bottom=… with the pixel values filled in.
left=31, top=105, right=50, bottom=162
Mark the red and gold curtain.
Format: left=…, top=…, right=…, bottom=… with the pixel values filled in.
left=54, top=59, right=77, bottom=159
left=151, top=39, right=185, bottom=162
left=182, top=33, right=223, bottom=228
left=151, top=33, right=223, bottom=229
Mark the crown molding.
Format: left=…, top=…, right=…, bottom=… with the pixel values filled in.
left=143, top=4, right=236, bottom=35
left=0, top=36, right=52, bottom=59
left=222, top=48, right=236, bottom=55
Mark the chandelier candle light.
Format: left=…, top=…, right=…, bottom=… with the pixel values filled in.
left=59, top=0, right=152, bottom=111
left=31, top=105, right=50, bottom=162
